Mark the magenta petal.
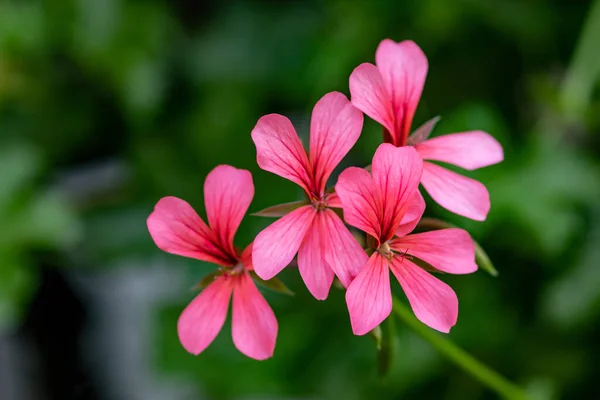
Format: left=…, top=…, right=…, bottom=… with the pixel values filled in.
left=349, top=63, right=395, bottom=137
left=204, top=165, right=254, bottom=255
left=251, top=114, right=313, bottom=193
left=177, top=276, right=232, bottom=355
left=232, top=273, right=278, bottom=360
left=252, top=205, right=316, bottom=280
left=421, top=162, right=490, bottom=221
left=391, top=258, right=458, bottom=333
left=147, top=196, right=232, bottom=265
left=396, top=190, right=426, bottom=237
left=309, top=92, right=364, bottom=194
left=391, top=228, right=477, bottom=274
left=415, top=131, right=504, bottom=170
left=345, top=254, right=392, bottom=336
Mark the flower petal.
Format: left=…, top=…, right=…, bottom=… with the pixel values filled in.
left=177, top=276, right=232, bottom=355
left=232, top=272, right=278, bottom=360
left=420, top=162, right=490, bottom=221
left=375, top=39, right=428, bottom=144
left=335, top=167, right=382, bottom=240
left=345, top=254, right=392, bottom=335
left=349, top=63, right=395, bottom=137
left=415, top=131, right=504, bottom=170
left=391, top=228, right=477, bottom=274
left=391, top=258, right=458, bottom=333
left=251, top=114, right=313, bottom=193
left=204, top=165, right=254, bottom=256
left=240, top=243, right=253, bottom=271
left=252, top=205, right=316, bottom=280
left=372, top=144, right=423, bottom=241
left=396, top=190, right=426, bottom=237
left=310, top=92, right=364, bottom=194
left=147, top=196, right=234, bottom=266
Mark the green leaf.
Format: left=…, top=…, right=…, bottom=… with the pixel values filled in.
left=377, top=316, right=395, bottom=379
left=369, top=325, right=382, bottom=350
left=249, top=271, right=294, bottom=296
left=194, top=270, right=221, bottom=290
left=251, top=200, right=309, bottom=217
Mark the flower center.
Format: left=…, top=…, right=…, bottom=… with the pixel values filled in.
left=310, top=195, right=327, bottom=210
left=377, top=242, right=394, bottom=261
left=223, top=262, right=245, bottom=276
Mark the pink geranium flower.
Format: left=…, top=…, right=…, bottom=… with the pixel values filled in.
left=147, top=165, right=277, bottom=360
left=250, top=92, right=370, bottom=300
left=349, top=39, right=504, bottom=221
left=336, top=144, right=477, bottom=335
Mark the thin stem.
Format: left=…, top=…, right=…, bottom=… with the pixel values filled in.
left=392, top=296, right=529, bottom=400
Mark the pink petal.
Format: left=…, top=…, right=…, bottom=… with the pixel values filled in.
left=204, top=165, right=254, bottom=256
left=415, top=131, right=504, bottom=170
left=375, top=39, right=428, bottom=144
left=372, top=144, right=423, bottom=241
left=251, top=114, right=313, bottom=194
left=240, top=243, right=253, bottom=271
left=297, top=211, right=336, bottom=300
left=309, top=92, right=364, bottom=194
left=321, top=209, right=369, bottom=288
left=232, top=272, right=278, bottom=360
left=345, top=254, right=392, bottom=335
left=252, top=205, right=316, bottom=280
left=177, top=276, right=232, bottom=355
left=325, top=192, right=342, bottom=208
left=390, top=228, right=477, bottom=274
left=406, top=116, right=440, bottom=146
left=391, top=258, right=458, bottom=333
left=396, top=190, right=426, bottom=237
left=147, top=197, right=234, bottom=266
left=349, top=63, right=395, bottom=137
left=335, top=166, right=382, bottom=241
left=420, top=162, right=490, bottom=221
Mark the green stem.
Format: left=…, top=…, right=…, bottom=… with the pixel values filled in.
left=392, top=297, right=529, bottom=400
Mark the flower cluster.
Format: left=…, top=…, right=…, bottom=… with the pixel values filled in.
left=147, top=39, right=503, bottom=360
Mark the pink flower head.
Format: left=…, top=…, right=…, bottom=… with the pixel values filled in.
left=336, top=144, right=477, bottom=335
left=251, top=92, right=369, bottom=300
left=146, top=165, right=277, bottom=360
left=349, top=39, right=504, bottom=221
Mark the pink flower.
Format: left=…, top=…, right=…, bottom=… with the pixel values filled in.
left=146, top=165, right=277, bottom=360
left=251, top=92, right=369, bottom=300
left=335, top=144, right=477, bottom=335
left=349, top=39, right=504, bottom=221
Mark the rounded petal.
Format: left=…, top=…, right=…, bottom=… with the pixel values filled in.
left=177, top=276, right=232, bottom=355
left=391, top=258, right=458, bottom=333
left=147, top=196, right=234, bottom=266
left=420, top=162, right=490, bottom=221
left=310, top=92, right=364, bottom=194
left=345, top=254, right=392, bottom=336
left=349, top=63, right=395, bottom=137
left=396, top=190, right=426, bottom=237
left=204, top=165, right=254, bottom=255
left=414, top=131, right=504, bottom=170
left=252, top=206, right=316, bottom=280
left=251, top=114, right=313, bottom=193
left=391, top=228, right=477, bottom=274
left=232, top=273, right=278, bottom=360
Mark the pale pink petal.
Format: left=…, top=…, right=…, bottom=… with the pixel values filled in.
left=372, top=144, right=423, bottom=241
left=391, top=258, right=458, bottom=333
left=391, top=228, right=477, bottom=274
left=345, top=254, right=391, bottom=335
left=309, top=92, right=364, bottom=194
left=251, top=114, right=313, bottom=194
left=204, top=165, right=254, bottom=255
left=297, top=211, right=336, bottom=300
left=321, top=209, right=369, bottom=288
left=232, top=272, right=278, bottom=360
left=375, top=39, right=428, bottom=144
left=252, top=205, right=316, bottom=280
left=406, top=116, right=440, bottom=146
left=147, top=197, right=234, bottom=266
left=420, top=162, right=490, bottom=221
left=415, top=131, right=504, bottom=170
left=335, top=167, right=382, bottom=240
left=349, top=63, right=395, bottom=137
left=177, top=276, right=232, bottom=355
left=396, top=191, right=426, bottom=237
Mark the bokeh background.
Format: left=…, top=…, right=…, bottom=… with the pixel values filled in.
left=1, top=0, right=599, bottom=399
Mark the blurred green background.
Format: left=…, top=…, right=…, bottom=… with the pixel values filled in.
left=1, top=0, right=599, bottom=399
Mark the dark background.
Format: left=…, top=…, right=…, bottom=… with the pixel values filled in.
left=1, top=0, right=599, bottom=399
